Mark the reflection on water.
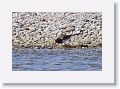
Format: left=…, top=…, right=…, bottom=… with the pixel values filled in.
left=12, top=48, right=102, bottom=71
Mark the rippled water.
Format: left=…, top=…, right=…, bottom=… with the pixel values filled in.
left=12, top=48, right=102, bottom=71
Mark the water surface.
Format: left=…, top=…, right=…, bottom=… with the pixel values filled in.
left=12, top=48, right=102, bottom=71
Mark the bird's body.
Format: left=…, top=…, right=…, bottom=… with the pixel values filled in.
left=55, top=34, right=72, bottom=43
left=55, top=38, right=63, bottom=43
left=63, top=34, right=72, bottom=40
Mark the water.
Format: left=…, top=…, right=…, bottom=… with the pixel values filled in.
left=12, top=48, right=102, bottom=71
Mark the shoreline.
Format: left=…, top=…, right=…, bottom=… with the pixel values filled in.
left=12, top=45, right=102, bottom=50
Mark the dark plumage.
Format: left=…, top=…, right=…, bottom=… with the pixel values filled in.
left=63, top=34, right=72, bottom=40
left=55, top=32, right=80, bottom=44
left=55, top=38, right=63, bottom=43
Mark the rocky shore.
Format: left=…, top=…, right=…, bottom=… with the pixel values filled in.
left=12, top=12, right=102, bottom=49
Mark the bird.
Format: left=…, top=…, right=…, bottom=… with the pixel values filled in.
left=55, top=34, right=72, bottom=44
left=53, top=25, right=81, bottom=48
left=55, top=32, right=80, bottom=44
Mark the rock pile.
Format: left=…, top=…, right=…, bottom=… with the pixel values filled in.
left=12, top=12, right=102, bottom=49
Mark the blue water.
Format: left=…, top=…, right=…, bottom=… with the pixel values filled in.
left=12, top=48, right=102, bottom=71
